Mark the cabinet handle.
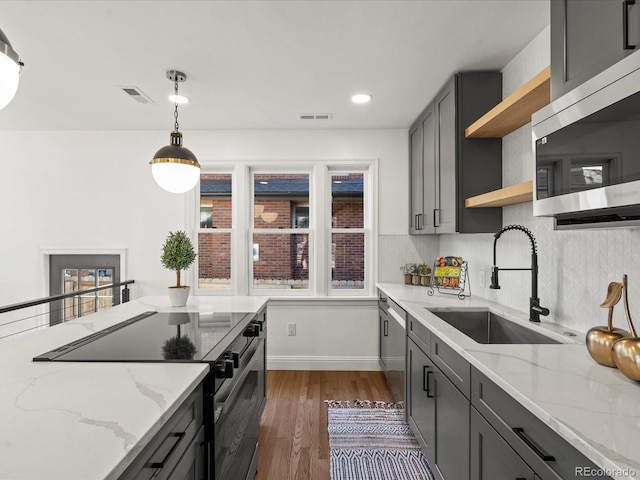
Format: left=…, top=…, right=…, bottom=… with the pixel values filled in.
left=512, top=427, right=555, bottom=462
left=383, top=319, right=389, bottom=337
left=624, top=0, right=636, bottom=50
left=423, top=367, right=435, bottom=398
left=146, top=432, right=185, bottom=468
left=433, top=209, right=439, bottom=227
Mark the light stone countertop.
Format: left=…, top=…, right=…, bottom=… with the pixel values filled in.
left=377, top=283, right=640, bottom=480
left=0, top=295, right=268, bottom=480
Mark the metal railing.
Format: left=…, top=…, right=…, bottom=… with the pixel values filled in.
left=0, top=280, right=135, bottom=341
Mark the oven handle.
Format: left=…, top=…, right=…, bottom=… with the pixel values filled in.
left=214, top=337, right=265, bottom=424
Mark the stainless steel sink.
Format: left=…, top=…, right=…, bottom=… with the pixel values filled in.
left=427, top=309, right=560, bottom=344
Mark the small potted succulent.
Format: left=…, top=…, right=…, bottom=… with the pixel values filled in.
left=418, top=264, right=432, bottom=286
left=400, top=263, right=415, bottom=285
left=161, top=230, right=197, bottom=307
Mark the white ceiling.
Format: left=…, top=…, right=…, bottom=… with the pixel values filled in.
left=0, top=1, right=549, bottom=131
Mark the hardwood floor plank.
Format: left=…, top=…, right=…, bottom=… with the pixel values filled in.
left=255, top=370, right=393, bottom=480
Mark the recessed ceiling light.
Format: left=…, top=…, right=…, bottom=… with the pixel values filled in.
left=168, top=94, right=189, bottom=104
left=351, top=93, right=372, bottom=104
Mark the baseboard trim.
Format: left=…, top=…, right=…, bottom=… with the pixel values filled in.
left=267, top=355, right=381, bottom=371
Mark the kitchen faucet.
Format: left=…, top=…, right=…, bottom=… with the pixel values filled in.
left=489, top=224, right=550, bottom=322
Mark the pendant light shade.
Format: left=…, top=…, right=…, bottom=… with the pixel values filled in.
left=0, top=28, right=22, bottom=110
left=151, top=131, right=201, bottom=193
left=150, top=70, right=200, bottom=193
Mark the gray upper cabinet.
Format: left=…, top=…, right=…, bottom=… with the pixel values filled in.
left=551, top=0, right=640, bottom=100
left=409, top=72, right=503, bottom=235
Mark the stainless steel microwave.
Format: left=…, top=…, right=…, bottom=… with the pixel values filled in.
left=532, top=51, right=640, bottom=229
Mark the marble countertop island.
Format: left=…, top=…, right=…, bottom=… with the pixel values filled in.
left=0, top=296, right=268, bottom=480
left=377, top=283, right=640, bottom=480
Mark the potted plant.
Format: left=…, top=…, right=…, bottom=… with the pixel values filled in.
left=400, top=263, right=415, bottom=285
left=410, top=263, right=421, bottom=285
left=418, top=264, right=432, bottom=286
left=161, top=230, right=197, bottom=307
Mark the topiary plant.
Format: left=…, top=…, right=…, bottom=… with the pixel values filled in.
left=161, top=230, right=196, bottom=288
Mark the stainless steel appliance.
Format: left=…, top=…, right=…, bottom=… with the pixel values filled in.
left=532, top=50, right=640, bottom=228
left=33, top=309, right=267, bottom=480
left=379, top=294, right=406, bottom=406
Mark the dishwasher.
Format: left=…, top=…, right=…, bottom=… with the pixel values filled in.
left=379, top=293, right=406, bottom=407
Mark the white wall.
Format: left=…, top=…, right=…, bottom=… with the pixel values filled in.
left=0, top=129, right=408, bottom=366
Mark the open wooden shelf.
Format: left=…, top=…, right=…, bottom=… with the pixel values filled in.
left=465, top=66, right=550, bottom=138
left=465, top=180, right=533, bottom=208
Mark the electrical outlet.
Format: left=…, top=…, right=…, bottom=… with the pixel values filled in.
left=479, top=268, right=486, bottom=288
left=287, top=323, right=296, bottom=336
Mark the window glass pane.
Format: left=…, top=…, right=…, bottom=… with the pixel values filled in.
left=331, top=233, right=365, bottom=290
left=198, top=232, right=231, bottom=289
left=331, top=173, right=363, bottom=228
left=253, top=233, right=309, bottom=289
left=254, top=174, right=309, bottom=229
left=200, top=174, right=232, bottom=229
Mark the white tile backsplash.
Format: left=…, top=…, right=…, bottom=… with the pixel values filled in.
left=379, top=24, right=640, bottom=335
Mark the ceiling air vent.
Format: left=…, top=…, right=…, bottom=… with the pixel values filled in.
left=119, top=86, right=154, bottom=104
left=299, top=113, right=332, bottom=120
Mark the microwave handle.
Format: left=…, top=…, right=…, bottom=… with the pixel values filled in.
left=624, top=0, right=636, bottom=50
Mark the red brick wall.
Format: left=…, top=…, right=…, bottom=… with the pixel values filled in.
left=198, top=232, right=231, bottom=279
left=198, top=194, right=364, bottom=285
left=332, top=232, right=365, bottom=281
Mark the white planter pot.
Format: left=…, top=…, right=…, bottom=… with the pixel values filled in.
left=168, top=286, right=190, bottom=307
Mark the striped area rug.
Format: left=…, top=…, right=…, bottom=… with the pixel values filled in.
left=326, top=400, right=434, bottom=480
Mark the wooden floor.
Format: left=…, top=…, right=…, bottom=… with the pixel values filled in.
left=255, top=370, right=394, bottom=480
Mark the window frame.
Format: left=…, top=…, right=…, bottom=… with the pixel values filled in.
left=190, top=160, right=377, bottom=297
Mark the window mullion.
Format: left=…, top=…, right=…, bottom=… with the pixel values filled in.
left=314, top=164, right=328, bottom=296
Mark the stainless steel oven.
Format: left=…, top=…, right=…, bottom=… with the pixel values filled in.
left=207, top=314, right=266, bottom=480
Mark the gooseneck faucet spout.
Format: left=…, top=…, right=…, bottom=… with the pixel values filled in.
left=489, top=225, right=550, bottom=322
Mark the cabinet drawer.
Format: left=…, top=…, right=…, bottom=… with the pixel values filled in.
left=119, top=384, right=204, bottom=480
left=430, top=334, right=470, bottom=399
left=408, top=315, right=430, bottom=355
left=471, top=367, right=611, bottom=480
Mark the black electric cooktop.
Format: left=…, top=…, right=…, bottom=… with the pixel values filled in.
left=33, top=311, right=253, bottom=363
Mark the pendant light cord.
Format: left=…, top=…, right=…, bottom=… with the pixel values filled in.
left=173, top=79, right=180, bottom=131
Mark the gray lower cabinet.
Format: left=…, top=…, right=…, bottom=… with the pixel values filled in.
left=470, top=407, right=535, bottom=480
left=408, top=71, right=502, bottom=235
left=551, top=0, right=640, bottom=100
left=471, top=367, right=612, bottom=480
left=405, top=312, right=615, bottom=480
left=407, top=332, right=470, bottom=480
left=119, top=384, right=204, bottom=480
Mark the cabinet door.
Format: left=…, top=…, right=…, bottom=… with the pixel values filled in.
left=435, top=77, right=457, bottom=234
left=470, top=408, right=535, bottom=480
left=409, top=124, right=424, bottom=234
left=407, top=338, right=435, bottom=461
left=422, top=104, right=437, bottom=234
left=432, top=365, right=469, bottom=480
left=552, top=0, right=640, bottom=99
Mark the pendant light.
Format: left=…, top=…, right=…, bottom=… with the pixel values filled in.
left=150, top=70, right=201, bottom=193
left=0, top=27, right=23, bottom=110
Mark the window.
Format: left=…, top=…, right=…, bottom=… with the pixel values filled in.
left=330, top=173, right=365, bottom=290
left=251, top=173, right=311, bottom=291
left=197, top=173, right=232, bottom=290
left=195, top=162, right=374, bottom=296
